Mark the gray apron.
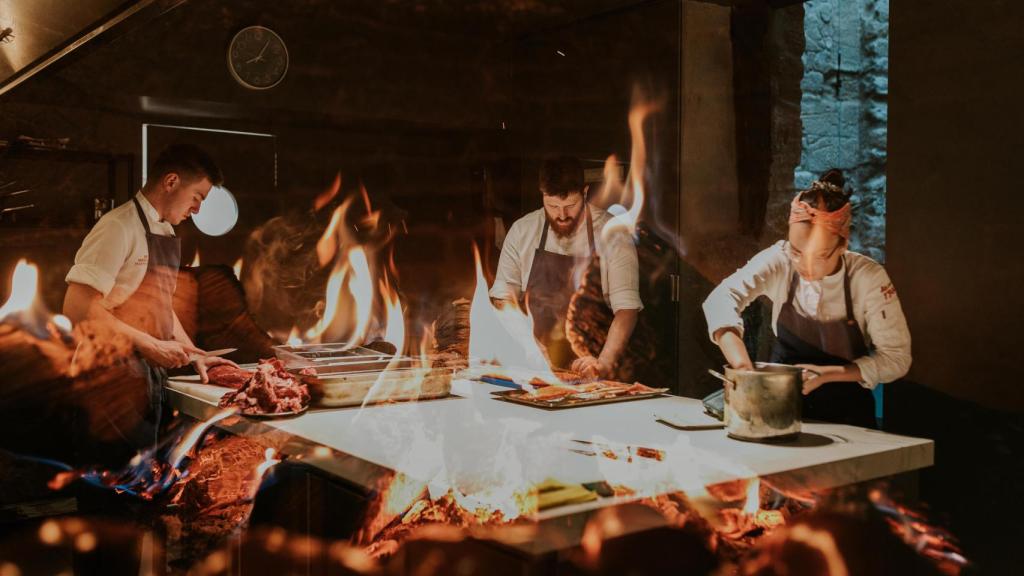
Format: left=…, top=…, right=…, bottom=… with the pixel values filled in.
left=523, top=206, right=600, bottom=368
left=110, top=197, right=181, bottom=448
left=770, top=257, right=876, bottom=428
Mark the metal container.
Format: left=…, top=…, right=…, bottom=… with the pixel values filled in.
left=273, top=343, right=453, bottom=407
left=722, top=363, right=806, bottom=442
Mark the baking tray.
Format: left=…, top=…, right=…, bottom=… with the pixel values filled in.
left=275, top=343, right=424, bottom=375
left=475, top=369, right=591, bottom=389
left=491, top=388, right=666, bottom=410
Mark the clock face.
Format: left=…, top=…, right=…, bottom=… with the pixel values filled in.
left=228, top=26, right=288, bottom=90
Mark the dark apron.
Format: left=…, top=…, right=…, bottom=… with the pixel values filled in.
left=524, top=207, right=601, bottom=369
left=110, top=197, right=181, bottom=449
left=770, top=258, right=877, bottom=428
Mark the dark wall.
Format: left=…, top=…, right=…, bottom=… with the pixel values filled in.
left=889, top=0, right=1024, bottom=411
left=0, top=1, right=683, bottom=354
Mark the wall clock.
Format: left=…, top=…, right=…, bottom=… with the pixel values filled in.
left=227, top=26, right=288, bottom=90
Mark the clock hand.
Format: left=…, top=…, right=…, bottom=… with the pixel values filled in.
left=245, top=40, right=271, bottom=64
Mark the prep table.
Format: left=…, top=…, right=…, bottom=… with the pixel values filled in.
left=166, top=376, right=933, bottom=554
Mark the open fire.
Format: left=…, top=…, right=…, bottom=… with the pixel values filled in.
left=0, top=82, right=964, bottom=576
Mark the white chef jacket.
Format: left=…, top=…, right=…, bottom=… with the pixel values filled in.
left=66, top=191, right=175, bottom=309
left=489, top=205, right=643, bottom=313
left=702, top=241, right=911, bottom=389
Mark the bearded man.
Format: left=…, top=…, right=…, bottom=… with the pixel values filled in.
left=489, top=156, right=641, bottom=378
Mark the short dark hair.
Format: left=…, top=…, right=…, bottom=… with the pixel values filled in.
left=149, top=143, right=223, bottom=187
left=539, top=156, right=584, bottom=199
left=798, top=168, right=851, bottom=211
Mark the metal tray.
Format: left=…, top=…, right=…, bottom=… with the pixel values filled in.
left=491, top=388, right=666, bottom=410
left=308, top=366, right=455, bottom=407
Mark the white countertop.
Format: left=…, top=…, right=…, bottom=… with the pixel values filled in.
left=166, top=376, right=933, bottom=504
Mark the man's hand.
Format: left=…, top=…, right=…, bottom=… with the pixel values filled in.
left=795, top=364, right=847, bottom=395
left=572, top=355, right=612, bottom=380
left=139, top=337, right=195, bottom=369
left=192, top=354, right=240, bottom=384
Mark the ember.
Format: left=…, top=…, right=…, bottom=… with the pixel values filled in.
left=869, top=488, right=969, bottom=574
left=46, top=408, right=238, bottom=500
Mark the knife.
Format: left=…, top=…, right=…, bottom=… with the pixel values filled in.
left=188, top=347, right=237, bottom=362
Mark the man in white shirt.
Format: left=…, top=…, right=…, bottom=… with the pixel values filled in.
left=489, top=156, right=642, bottom=378
left=64, top=144, right=234, bottom=447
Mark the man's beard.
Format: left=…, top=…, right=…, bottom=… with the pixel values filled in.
left=547, top=211, right=584, bottom=238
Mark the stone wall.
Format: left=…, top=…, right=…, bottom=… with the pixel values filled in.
left=796, top=0, right=889, bottom=262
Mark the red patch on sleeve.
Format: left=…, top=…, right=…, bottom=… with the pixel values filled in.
left=880, top=283, right=897, bottom=301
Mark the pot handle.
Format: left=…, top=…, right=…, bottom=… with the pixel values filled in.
left=707, top=369, right=736, bottom=389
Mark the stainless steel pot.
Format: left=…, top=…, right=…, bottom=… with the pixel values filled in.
left=713, top=363, right=814, bottom=442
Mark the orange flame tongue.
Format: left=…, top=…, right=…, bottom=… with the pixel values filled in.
left=0, top=259, right=39, bottom=320
left=1, top=259, right=72, bottom=340
left=313, top=171, right=342, bottom=212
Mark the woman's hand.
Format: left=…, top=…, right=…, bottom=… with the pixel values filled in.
left=714, top=328, right=753, bottom=370
left=795, top=364, right=848, bottom=395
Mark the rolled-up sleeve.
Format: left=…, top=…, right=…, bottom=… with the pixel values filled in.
left=66, top=217, right=129, bottom=297
left=852, top=268, right=912, bottom=389
left=490, top=221, right=524, bottom=302
left=603, top=229, right=642, bottom=312
left=702, top=243, right=787, bottom=343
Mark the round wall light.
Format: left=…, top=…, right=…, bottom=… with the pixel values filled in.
left=193, top=186, right=239, bottom=236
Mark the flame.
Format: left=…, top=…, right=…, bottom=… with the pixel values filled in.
left=52, top=314, right=72, bottom=332
left=307, top=262, right=347, bottom=342
left=345, top=247, right=374, bottom=347
left=316, top=198, right=350, bottom=268
left=190, top=250, right=200, bottom=267
left=354, top=277, right=408, bottom=408
left=383, top=473, right=429, bottom=519
left=357, top=184, right=381, bottom=231
left=742, top=477, right=761, bottom=516
left=47, top=407, right=239, bottom=499
left=0, top=259, right=38, bottom=319
left=305, top=245, right=373, bottom=346
left=313, top=171, right=342, bottom=212
left=308, top=186, right=380, bottom=347
left=286, top=326, right=302, bottom=346
left=253, top=448, right=280, bottom=482
left=598, top=92, right=662, bottom=243
left=467, top=245, right=559, bottom=381
left=869, top=488, right=969, bottom=572
left=381, top=278, right=405, bottom=354
left=233, top=258, right=243, bottom=279
left=167, top=408, right=237, bottom=471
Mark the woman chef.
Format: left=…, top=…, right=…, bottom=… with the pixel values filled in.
left=702, top=169, right=911, bottom=427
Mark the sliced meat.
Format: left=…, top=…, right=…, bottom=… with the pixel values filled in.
left=206, top=365, right=253, bottom=389
left=219, top=358, right=310, bottom=414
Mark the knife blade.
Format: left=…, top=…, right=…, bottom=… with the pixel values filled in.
left=188, top=348, right=237, bottom=362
